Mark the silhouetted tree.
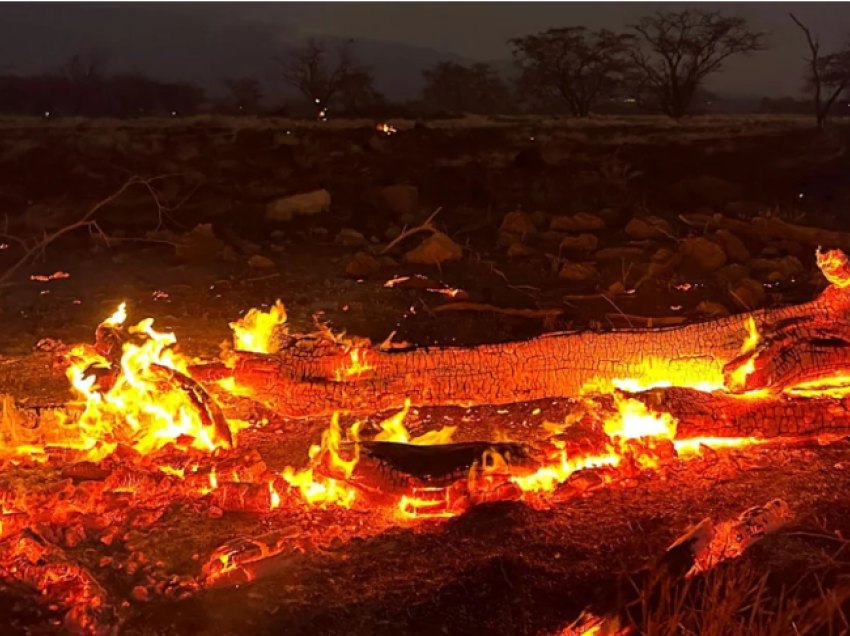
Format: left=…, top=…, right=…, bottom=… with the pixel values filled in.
left=224, top=77, right=263, bottom=114
left=421, top=61, right=511, bottom=114
left=337, top=68, right=384, bottom=116
left=509, top=28, right=633, bottom=116
left=280, top=38, right=362, bottom=117
left=790, top=13, right=850, bottom=128
left=628, top=10, right=766, bottom=118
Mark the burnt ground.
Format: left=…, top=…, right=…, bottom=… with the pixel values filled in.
left=1, top=114, right=850, bottom=634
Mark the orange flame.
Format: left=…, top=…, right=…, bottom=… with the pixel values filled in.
left=230, top=300, right=288, bottom=354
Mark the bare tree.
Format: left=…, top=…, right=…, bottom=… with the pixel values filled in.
left=280, top=38, right=360, bottom=118
left=421, top=61, right=511, bottom=114
left=509, top=28, right=633, bottom=117
left=790, top=13, right=850, bottom=129
left=61, top=47, right=111, bottom=82
left=629, top=10, right=766, bottom=119
left=224, top=77, right=263, bottom=114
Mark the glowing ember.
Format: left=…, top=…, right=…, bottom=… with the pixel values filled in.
left=817, top=248, right=850, bottom=288
left=376, top=123, right=397, bottom=135
left=335, top=348, right=374, bottom=380
left=30, top=271, right=70, bottom=282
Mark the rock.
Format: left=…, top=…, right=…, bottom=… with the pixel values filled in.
left=405, top=232, right=463, bottom=265
left=498, top=232, right=520, bottom=248
left=247, top=255, right=276, bottom=269
left=163, top=223, right=225, bottom=262
left=239, top=242, right=262, bottom=256
left=559, top=233, right=598, bottom=253
left=508, top=242, right=535, bottom=258
left=730, top=278, right=766, bottom=310
left=500, top=211, right=537, bottom=236
left=219, top=245, right=239, bottom=263
left=595, top=208, right=624, bottom=228
left=559, top=261, right=598, bottom=281
left=379, top=256, right=398, bottom=268
left=777, top=255, right=805, bottom=278
left=669, top=175, right=743, bottom=208
left=271, top=244, right=286, bottom=254
left=761, top=246, right=780, bottom=258
left=714, top=230, right=750, bottom=263
left=335, top=228, right=368, bottom=247
left=531, top=210, right=549, bottom=228
left=608, top=281, right=626, bottom=295
left=271, top=230, right=286, bottom=241
left=550, top=212, right=605, bottom=232
left=371, top=185, right=419, bottom=218
left=680, top=237, right=727, bottom=273
left=748, top=256, right=804, bottom=282
left=266, top=189, right=331, bottom=222
left=716, top=263, right=751, bottom=286
left=537, top=230, right=564, bottom=243
left=345, top=252, right=381, bottom=278
left=625, top=216, right=673, bottom=240
left=768, top=240, right=805, bottom=258
left=132, top=586, right=149, bottom=602
left=651, top=248, right=675, bottom=263
left=595, top=247, right=644, bottom=261
left=384, top=225, right=402, bottom=241
left=696, top=301, right=730, bottom=318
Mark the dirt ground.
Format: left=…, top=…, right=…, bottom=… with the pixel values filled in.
left=1, top=114, right=850, bottom=635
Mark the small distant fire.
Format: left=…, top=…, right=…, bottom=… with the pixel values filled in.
left=30, top=271, right=70, bottom=282
left=376, top=122, right=397, bottom=135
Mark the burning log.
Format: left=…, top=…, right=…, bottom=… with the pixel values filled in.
left=633, top=387, right=850, bottom=439
left=192, top=250, right=850, bottom=419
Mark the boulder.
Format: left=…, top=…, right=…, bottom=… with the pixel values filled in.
left=730, top=278, right=766, bottom=310
left=550, top=212, right=605, bottom=232
left=166, top=224, right=225, bottom=262
left=508, top=243, right=535, bottom=258
left=625, top=216, right=673, bottom=240
left=716, top=263, right=751, bottom=286
left=500, top=211, right=537, bottom=236
left=335, top=228, right=368, bottom=247
left=345, top=252, right=382, bottom=278
left=595, top=247, right=644, bottom=261
left=714, top=230, right=750, bottom=263
left=559, top=262, right=598, bottom=281
left=371, top=185, right=419, bottom=218
left=560, top=233, right=599, bottom=253
left=247, top=255, right=276, bottom=269
left=695, top=301, right=730, bottom=318
left=405, top=232, right=463, bottom=265
left=680, top=237, right=727, bottom=273
left=266, top=189, right=331, bottom=222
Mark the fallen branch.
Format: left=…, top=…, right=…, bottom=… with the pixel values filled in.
left=380, top=207, right=442, bottom=255
left=433, top=302, right=563, bottom=319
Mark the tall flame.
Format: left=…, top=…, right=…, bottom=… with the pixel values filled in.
left=230, top=300, right=288, bottom=354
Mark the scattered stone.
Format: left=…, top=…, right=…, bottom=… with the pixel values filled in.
left=508, top=242, right=535, bottom=258
left=384, top=225, right=402, bottom=241
left=405, top=232, right=463, bottom=265
left=239, top=242, right=262, bottom=257
left=266, top=189, right=331, bottom=222
left=500, top=211, right=537, bottom=236
left=550, top=212, right=605, bottom=232
left=730, top=278, right=766, bottom=310
left=608, top=281, right=626, bottom=294
left=247, top=255, right=276, bottom=269
left=625, top=216, right=673, bottom=240
left=379, top=256, right=398, bottom=268
left=777, top=255, right=805, bottom=278
left=155, top=223, right=225, bottom=262
left=270, top=244, right=286, bottom=254
left=559, top=261, right=598, bottom=281
left=131, top=586, right=149, bottom=603
left=559, top=233, right=598, bottom=253
left=345, top=252, right=382, bottom=278
left=371, top=185, right=419, bottom=218
left=498, top=232, right=520, bottom=248
left=761, top=246, right=781, bottom=257
left=716, top=263, right=751, bottom=286
left=696, top=301, right=730, bottom=318
left=531, top=210, right=549, bottom=228
left=768, top=240, right=805, bottom=257
left=219, top=245, right=239, bottom=263
left=335, top=228, right=368, bottom=247
left=537, top=230, right=564, bottom=243
left=680, top=237, right=727, bottom=273
left=271, top=230, right=286, bottom=241
left=714, top=230, right=750, bottom=263
left=651, top=248, right=675, bottom=263
left=310, top=227, right=329, bottom=236
left=595, top=247, right=644, bottom=261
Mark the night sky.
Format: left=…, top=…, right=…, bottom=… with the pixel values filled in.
left=0, top=2, right=846, bottom=98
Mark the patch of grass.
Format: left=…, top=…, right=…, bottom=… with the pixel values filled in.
left=625, top=563, right=849, bottom=636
